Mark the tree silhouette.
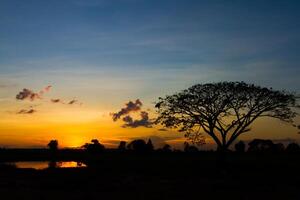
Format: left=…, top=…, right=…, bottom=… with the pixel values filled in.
left=127, top=139, right=148, bottom=152
left=82, top=139, right=105, bottom=153
left=47, top=140, right=58, bottom=151
left=155, top=82, right=298, bottom=151
left=162, top=144, right=172, bottom=152
left=118, top=141, right=127, bottom=151
left=248, top=139, right=275, bottom=152
left=184, top=142, right=198, bottom=152
left=146, top=139, right=154, bottom=152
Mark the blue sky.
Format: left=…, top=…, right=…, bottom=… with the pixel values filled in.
left=1, top=0, right=300, bottom=83
left=0, top=0, right=299, bottom=148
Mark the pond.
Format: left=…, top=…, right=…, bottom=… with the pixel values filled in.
left=6, top=161, right=87, bottom=170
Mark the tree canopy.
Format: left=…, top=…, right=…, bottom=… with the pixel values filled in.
left=155, top=82, right=298, bottom=151
left=47, top=140, right=58, bottom=151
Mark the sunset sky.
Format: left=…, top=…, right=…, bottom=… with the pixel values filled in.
left=0, top=0, right=299, bottom=149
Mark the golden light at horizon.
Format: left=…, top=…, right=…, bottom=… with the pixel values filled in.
left=0, top=85, right=299, bottom=149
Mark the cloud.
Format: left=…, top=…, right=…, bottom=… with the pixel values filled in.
left=16, top=85, right=52, bottom=101
left=51, top=99, right=62, bottom=103
left=50, top=98, right=82, bottom=105
left=17, top=108, right=37, bottom=115
left=16, top=88, right=41, bottom=101
left=111, top=99, right=142, bottom=121
left=121, top=111, right=153, bottom=128
left=40, top=85, right=52, bottom=94
left=68, top=99, right=78, bottom=105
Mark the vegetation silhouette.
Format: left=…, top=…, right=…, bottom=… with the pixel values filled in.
left=184, top=142, right=199, bottom=152
left=0, top=82, right=299, bottom=199
left=159, top=144, right=172, bottom=152
left=286, top=143, right=300, bottom=153
left=155, top=81, right=298, bottom=152
left=0, top=138, right=300, bottom=199
left=127, top=139, right=154, bottom=152
left=118, top=141, right=127, bottom=151
left=247, top=139, right=287, bottom=153
left=82, top=139, right=105, bottom=153
left=47, top=140, right=58, bottom=151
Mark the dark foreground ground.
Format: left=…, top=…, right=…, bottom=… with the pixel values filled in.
left=0, top=152, right=300, bottom=200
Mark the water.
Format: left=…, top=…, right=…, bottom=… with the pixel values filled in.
left=7, top=161, right=87, bottom=169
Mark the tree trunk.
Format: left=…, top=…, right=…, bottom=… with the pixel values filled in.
left=216, top=144, right=228, bottom=168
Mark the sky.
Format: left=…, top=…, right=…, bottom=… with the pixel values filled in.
left=0, top=0, right=299, bottom=149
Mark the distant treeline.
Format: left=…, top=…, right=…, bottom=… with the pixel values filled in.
left=1, top=138, right=300, bottom=155
left=46, top=138, right=300, bottom=154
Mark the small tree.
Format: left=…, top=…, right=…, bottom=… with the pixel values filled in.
left=118, top=141, right=127, bottom=151
left=184, top=142, right=198, bottom=153
left=162, top=144, right=172, bottom=152
left=82, top=139, right=105, bottom=153
left=47, top=140, right=58, bottom=151
left=127, top=139, right=148, bottom=152
left=156, top=82, right=298, bottom=151
left=146, top=139, right=154, bottom=152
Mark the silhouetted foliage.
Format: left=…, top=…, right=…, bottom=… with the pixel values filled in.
left=82, top=139, right=105, bottom=153
left=118, top=141, right=127, bottom=151
left=146, top=139, right=154, bottom=152
left=156, top=82, right=298, bottom=151
left=47, top=140, right=58, bottom=151
left=286, top=143, right=300, bottom=153
left=162, top=144, right=172, bottom=152
left=127, top=139, right=149, bottom=152
left=274, top=143, right=285, bottom=153
left=235, top=141, right=246, bottom=153
left=248, top=139, right=275, bottom=153
left=184, top=142, right=198, bottom=153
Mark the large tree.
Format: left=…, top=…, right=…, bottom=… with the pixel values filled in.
left=155, top=82, right=298, bottom=151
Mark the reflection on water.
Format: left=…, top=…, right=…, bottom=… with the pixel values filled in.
left=8, top=161, right=86, bottom=170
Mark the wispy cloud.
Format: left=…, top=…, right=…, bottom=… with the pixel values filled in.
left=51, top=99, right=62, bottom=103
left=68, top=99, right=78, bottom=105
left=16, top=85, right=52, bottom=101
left=50, top=98, right=82, bottom=105
left=17, top=107, right=37, bottom=115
